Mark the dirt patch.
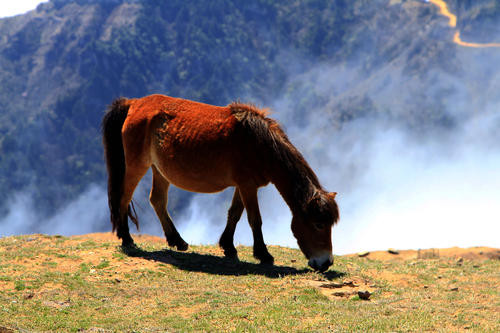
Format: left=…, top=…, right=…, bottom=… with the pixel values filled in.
left=77, top=232, right=166, bottom=244
left=304, top=277, right=376, bottom=300
left=345, top=246, right=499, bottom=261
left=367, top=270, right=417, bottom=288
left=0, top=233, right=180, bottom=289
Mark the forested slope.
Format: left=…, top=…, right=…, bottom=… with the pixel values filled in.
left=0, top=0, right=499, bottom=214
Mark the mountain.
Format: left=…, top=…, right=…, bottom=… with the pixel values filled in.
left=0, top=0, right=499, bottom=215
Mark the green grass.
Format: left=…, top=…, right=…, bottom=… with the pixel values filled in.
left=0, top=234, right=498, bottom=332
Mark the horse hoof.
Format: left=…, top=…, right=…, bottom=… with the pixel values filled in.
left=261, top=257, right=274, bottom=265
left=223, top=250, right=239, bottom=261
left=226, top=254, right=239, bottom=262
left=121, top=240, right=136, bottom=248
left=167, top=236, right=188, bottom=251
left=257, top=253, right=274, bottom=265
left=120, top=242, right=141, bottom=256
left=176, top=241, right=189, bottom=251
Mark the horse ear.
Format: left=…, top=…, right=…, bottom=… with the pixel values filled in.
left=329, top=192, right=337, bottom=199
left=304, top=191, right=320, bottom=212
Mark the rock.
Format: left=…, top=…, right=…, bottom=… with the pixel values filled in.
left=343, top=280, right=357, bottom=287
left=77, top=328, right=113, bottom=333
left=357, top=251, right=370, bottom=257
left=449, top=286, right=459, bottom=291
left=23, top=292, right=34, bottom=299
left=333, top=291, right=352, bottom=297
left=43, top=299, right=71, bottom=309
left=358, top=290, right=371, bottom=300
left=387, top=248, right=399, bottom=255
left=320, top=282, right=344, bottom=289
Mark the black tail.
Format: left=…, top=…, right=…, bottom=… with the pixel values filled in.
left=102, top=98, right=139, bottom=233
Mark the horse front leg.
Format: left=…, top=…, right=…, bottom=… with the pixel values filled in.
left=219, top=188, right=244, bottom=259
left=238, top=185, right=274, bottom=265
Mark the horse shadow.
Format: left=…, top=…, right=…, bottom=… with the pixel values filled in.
left=121, top=245, right=345, bottom=280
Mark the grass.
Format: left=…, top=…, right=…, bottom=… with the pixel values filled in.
left=0, top=234, right=498, bottom=332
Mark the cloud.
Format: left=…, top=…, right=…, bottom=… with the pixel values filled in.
left=0, top=185, right=108, bottom=237
left=271, top=50, right=500, bottom=254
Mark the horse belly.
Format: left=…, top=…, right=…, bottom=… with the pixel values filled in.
left=155, top=153, right=235, bottom=193
left=151, top=132, right=237, bottom=193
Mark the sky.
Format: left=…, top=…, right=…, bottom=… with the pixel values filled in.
left=0, top=0, right=48, bottom=18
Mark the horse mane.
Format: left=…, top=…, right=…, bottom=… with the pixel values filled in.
left=229, top=102, right=322, bottom=204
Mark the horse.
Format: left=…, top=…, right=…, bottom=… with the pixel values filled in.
left=102, top=94, right=339, bottom=272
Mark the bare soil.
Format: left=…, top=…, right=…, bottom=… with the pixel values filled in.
left=345, top=246, right=500, bottom=261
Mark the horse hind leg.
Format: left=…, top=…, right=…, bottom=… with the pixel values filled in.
left=219, top=188, right=244, bottom=259
left=118, top=164, right=149, bottom=247
left=150, top=166, right=188, bottom=251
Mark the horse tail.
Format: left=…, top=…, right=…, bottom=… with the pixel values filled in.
left=102, top=98, right=139, bottom=233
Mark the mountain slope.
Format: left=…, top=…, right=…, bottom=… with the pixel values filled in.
left=0, top=0, right=499, bottom=215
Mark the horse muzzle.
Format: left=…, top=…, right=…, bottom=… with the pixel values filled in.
left=308, top=252, right=334, bottom=272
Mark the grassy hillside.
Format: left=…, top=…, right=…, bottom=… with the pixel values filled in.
left=0, top=234, right=498, bottom=332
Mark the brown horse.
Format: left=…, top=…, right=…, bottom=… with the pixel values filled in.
left=102, top=94, right=339, bottom=271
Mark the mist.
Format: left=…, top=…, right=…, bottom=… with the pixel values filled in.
left=1, top=90, right=499, bottom=254
left=171, top=46, right=500, bottom=254
left=0, top=185, right=109, bottom=237
left=295, top=110, right=500, bottom=254
left=2, top=59, right=499, bottom=254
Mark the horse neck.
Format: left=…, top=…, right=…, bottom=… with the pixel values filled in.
left=268, top=148, right=321, bottom=215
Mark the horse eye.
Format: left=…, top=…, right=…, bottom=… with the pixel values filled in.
left=314, top=222, right=325, bottom=230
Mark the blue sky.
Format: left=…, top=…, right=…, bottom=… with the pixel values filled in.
left=0, top=0, right=48, bottom=18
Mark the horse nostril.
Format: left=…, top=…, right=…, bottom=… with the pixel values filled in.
left=321, top=260, right=333, bottom=272
left=308, top=257, right=333, bottom=272
left=309, top=255, right=333, bottom=272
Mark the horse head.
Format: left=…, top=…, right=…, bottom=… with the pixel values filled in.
left=291, top=191, right=339, bottom=272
